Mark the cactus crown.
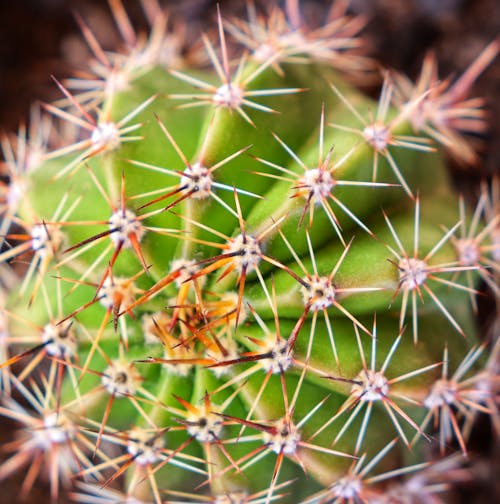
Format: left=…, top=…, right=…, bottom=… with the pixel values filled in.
left=0, top=1, right=499, bottom=503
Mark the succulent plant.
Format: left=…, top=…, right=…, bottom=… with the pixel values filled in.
left=0, top=1, right=498, bottom=503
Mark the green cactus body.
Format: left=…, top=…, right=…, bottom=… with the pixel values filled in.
left=0, top=2, right=498, bottom=503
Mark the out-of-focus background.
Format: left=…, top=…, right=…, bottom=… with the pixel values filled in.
left=0, top=0, right=498, bottom=174
left=0, top=1, right=498, bottom=502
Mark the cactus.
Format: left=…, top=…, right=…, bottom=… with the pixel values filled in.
left=0, top=1, right=498, bottom=503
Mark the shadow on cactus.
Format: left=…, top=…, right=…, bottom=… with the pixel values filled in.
left=0, top=1, right=499, bottom=503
